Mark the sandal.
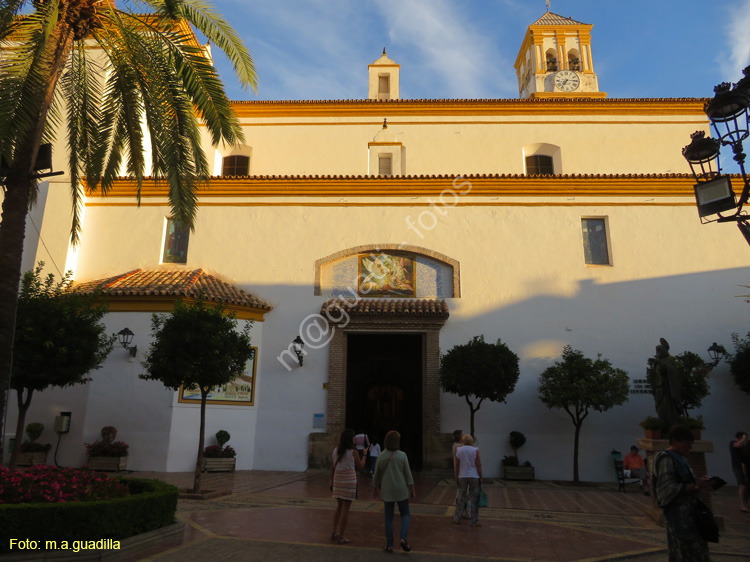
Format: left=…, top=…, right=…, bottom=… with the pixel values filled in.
left=330, top=532, right=339, bottom=541
left=383, top=546, right=394, bottom=553
left=400, top=539, right=411, bottom=552
left=338, top=537, right=351, bottom=544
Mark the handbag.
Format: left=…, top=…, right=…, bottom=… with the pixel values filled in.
left=478, top=487, right=489, bottom=508
left=695, top=499, right=719, bottom=543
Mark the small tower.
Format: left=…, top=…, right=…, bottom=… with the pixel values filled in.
left=514, top=11, right=605, bottom=99
left=368, top=49, right=400, bottom=100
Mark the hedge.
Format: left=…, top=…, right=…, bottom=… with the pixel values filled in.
left=0, top=479, right=178, bottom=552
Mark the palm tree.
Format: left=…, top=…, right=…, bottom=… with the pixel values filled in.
left=0, top=0, right=256, bottom=443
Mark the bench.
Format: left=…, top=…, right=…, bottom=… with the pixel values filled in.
left=611, top=450, right=641, bottom=493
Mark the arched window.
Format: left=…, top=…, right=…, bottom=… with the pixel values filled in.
left=525, top=155, right=554, bottom=176
left=222, top=155, right=250, bottom=176
left=568, top=49, right=581, bottom=71
left=523, top=143, right=561, bottom=176
left=545, top=49, right=558, bottom=72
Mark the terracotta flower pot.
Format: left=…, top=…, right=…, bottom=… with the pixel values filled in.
left=643, top=429, right=661, bottom=440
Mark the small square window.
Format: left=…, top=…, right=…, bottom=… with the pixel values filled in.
left=378, top=154, right=393, bottom=176
left=526, top=155, right=554, bottom=175
left=222, top=155, right=250, bottom=176
left=163, top=219, right=189, bottom=264
left=581, top=218, right=610, bottom=265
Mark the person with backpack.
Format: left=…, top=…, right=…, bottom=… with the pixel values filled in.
left=653, top=425, right=714, bottom=562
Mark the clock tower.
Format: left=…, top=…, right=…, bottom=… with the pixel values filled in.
left=514, top=10, right=606, bottom=99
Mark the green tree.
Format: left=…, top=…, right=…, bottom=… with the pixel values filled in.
left=0, top=0, right=256, bottom=449
left=439, top=335, right=520, bottom=437
left=538, top=346, right=629, bottom=482
left=140, top=298, right=253, bottom=493
left=728, top=331, right=750, bottom=396
left=671, top=351, right=710, bottom=416
left=9, top=263, right=114, bottom=469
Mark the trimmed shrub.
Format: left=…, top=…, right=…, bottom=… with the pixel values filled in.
left=0, top=479, right=178, bottom=551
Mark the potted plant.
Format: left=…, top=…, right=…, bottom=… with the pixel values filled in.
left=639, top=416, right=663, bottom=439
left=501, top=431, right=535, bottom=480
left=202, top=430, right=237, bottom=472
left=85, top=426, right=129, bottom=471
left=16, top=423, right=51, bottom=467
left=679, top=415, right=705, bottom=440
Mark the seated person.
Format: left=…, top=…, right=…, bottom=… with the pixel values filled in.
left=623, top=445, right=650, bottom=495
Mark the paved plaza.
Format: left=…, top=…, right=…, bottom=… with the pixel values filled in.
left=110, top=469, right=750, bottom=562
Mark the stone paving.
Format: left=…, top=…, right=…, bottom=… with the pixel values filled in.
left=118, top=469, right=750, bottom=562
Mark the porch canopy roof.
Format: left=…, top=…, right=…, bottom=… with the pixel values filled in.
left=74, top=268, right=272, bottom=320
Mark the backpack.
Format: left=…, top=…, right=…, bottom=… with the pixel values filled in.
left=653, top=450, right=693, bottom=507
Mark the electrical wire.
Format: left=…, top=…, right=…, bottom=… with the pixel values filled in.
left=26, top=211, right=64, bottom=278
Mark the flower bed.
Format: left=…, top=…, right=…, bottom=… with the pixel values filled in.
left=0, top=472, right=178, bottom=552
left=0, top=466, right=129, bottom=504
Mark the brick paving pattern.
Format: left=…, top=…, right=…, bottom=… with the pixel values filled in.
left=108, top=469, right=749, bottom=562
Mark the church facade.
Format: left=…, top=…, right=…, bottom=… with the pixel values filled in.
left=5, top=12, right=749, bottom=482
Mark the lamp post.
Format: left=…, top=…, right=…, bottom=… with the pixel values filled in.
left=682, top=66, right=750, bottom=243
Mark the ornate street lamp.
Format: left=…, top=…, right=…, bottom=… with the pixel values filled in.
left=116, top=328, right=138, bottom=362
left=292, top=335, right=305, bottom=367
left=683, top=66, right=750, bottom=241
left=707, top=342, right=728, bottom=368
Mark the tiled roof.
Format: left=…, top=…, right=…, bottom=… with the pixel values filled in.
left=321, top=298, right=449, bottom=317
left=75, top=269, right=272, bottom=311
left=230, top=97, right=700, bottom=105
left=532, top=11, right=588, bottom=26
left=120, top=172, right=697, bottom=182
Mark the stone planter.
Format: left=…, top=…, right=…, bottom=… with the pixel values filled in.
left=87, top=456, right=128, bottom=472
left=202, top=458, right=236, bottom=473
left=501, top=465, right=535, bottom=481
left=643, top=429, right=661, bottom=440
left=16, top=451, right=48, bottom=467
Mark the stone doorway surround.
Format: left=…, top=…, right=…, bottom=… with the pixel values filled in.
left=308, top=299, right=450, bottom=471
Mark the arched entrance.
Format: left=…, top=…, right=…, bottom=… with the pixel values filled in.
left=310, top=298, right=449, bottom=471
left=346, top=333, right=423, bottom=469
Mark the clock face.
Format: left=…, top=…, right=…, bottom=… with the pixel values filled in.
left=554, top=70, right=580, bottom=92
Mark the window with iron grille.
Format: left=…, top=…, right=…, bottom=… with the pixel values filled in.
left=222, top=155, right=250, bottom=176
left=525, top=155, right=554, bottom=175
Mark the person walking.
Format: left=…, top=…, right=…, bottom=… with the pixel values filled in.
left=654, top=424, right=714, bottom=562
left=453, top=433, right=482, bottom=527
left=330, top=428, right=367, bottom=544
left=451, top=429, right=470, bottom=519
left=373, top=430, right=416, bottom=553
left=368, top=437, right=381, bottom=475
left=730, top=431, right=749, bottom=513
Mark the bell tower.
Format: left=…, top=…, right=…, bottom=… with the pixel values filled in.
left=513, top=10, right=606, bottom=99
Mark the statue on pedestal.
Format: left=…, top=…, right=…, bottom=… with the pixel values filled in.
left=647, top=338, right=682, bottom=432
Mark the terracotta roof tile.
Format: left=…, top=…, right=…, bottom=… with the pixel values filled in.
left=75, top=269, right=272, bottom=311
left=321, top=298, right=449, bottom=317
left=532, top=12, right=588, bottom=26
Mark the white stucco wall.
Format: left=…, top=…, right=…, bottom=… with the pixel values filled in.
left=37, top=194, right=744, bottom=481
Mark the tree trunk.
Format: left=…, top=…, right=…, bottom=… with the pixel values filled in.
left=572, top=421, right=582, bottom=483
left=0, top=183, right=34, bottom=459
left=8, top=387, right=34, bottom=470
left=465, top=395, right=483, bottom=438
left=193, top=388, right=209, bottom=493
left=0, top=18, right=75, bottom=448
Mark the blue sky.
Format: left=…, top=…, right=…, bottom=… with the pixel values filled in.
left=208, top=0, right=750, bottom=102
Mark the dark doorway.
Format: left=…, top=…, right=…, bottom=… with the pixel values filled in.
left=346, top=333, right=423, bottom=470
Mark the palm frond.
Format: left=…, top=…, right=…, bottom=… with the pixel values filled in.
left=145, top=0, right=257, bottom=92
left=62, top=41, right=103, bottom=245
